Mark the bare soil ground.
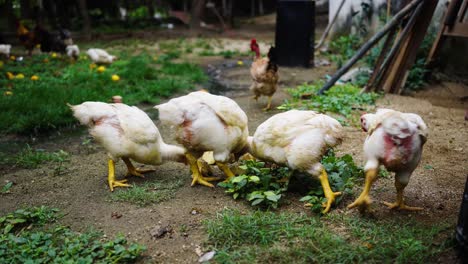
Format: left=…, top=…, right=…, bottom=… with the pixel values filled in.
left=1, top=17, right=467, bottom=263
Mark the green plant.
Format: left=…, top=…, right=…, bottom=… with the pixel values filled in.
left=0, top=207, right=145, bottom=263
left=278, top=81, right=380, bottom=118
left=328, top=35, right=361, bottom=68
left=1, top=182, right=13, bottom=194
left=0, top=52, right=206, bottom=135
left=203, top=209, right=453, bottom=263
left=109, top=178, right=184, bottom=206
left=218, top=160, right=292, bottom=209
left=300, top=149, right=364, bottom=213
left=14, top=146, right=70, bottom=169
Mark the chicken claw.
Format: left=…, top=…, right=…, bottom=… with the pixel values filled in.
left=348, top=169, right=378, bottom=212
left=186, top=153, right=216, bottom=187
left=108, top=159, right=131, bottom=192
left=382, top=181, right=422, bottom=211
left=123, top=158, right=155, bottom=178
left=217, top=162, right=236, bottom=182
left=262, top=96, right=273, bottom=111
left=318, top=169, right=341, bottom=214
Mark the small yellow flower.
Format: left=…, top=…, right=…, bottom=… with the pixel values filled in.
left=97, top=66, right=106, bottom=73
left=4, top=91, right=13, bottom=96
left=89, top=63, right=97, bottom=70
left=111, top=74, right=120, bottom=81
left=237, top=60, right=244, bottom=66
left=51, top=53, right=57, bottom=58
left=31, top=75, right=39, bottom=81
left=6, top=72, right=14, bottom=80
left=10, top=55, right=16, bottom=61
left=16, top=73, right=25, bottom=79
left=43, top=58, right=49, bottom=63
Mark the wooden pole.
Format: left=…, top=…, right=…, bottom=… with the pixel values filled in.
left=315, top=0, right=346, bottom=50
left=318, top=0, right=423, bottom=95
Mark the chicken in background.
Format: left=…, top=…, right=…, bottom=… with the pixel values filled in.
left=348, top=108, right=428, bottom=212
left=246, top=110, right=343, bottom=214
left=86, top=48, right=117, bottom=64
left=34, top=25, right=72, bottom=53
left=155, top=91, right=249, bottom=187
left=66, top=45, right=80, bottom=61
left=69, top=102, right=187, bottom=192
left=249, top=39, right=279, bottom=111
left=16, top=20, right=38, bottom=55
left=0, top=44, right=12, bottom=58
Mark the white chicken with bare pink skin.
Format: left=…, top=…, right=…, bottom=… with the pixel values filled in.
left=69, top=102, right=186, bottom=191
left=155, top=91, right=249, bottom=187
left=348, top=108, right=428, bottom=212
left=246, top=110, right=343, bottom=214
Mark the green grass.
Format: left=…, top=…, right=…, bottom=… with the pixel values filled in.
left=0, top=206, right=145, bottom=263
left=278, top=82, right=380, bottom=125
left=109, top=178, right=184, bottom=206
left=0, top=51, right=206, bottom=135
left=204, top=210, right=453, bottom=264
left=14, top=145, right=70, bottom=169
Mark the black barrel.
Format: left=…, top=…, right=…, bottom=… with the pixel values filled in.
left=456, top=175, right=468, bottom=261
left=275, top=0, right=315, bottom=68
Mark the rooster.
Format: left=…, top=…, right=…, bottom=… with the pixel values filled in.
left=16, top=20, right=38, bottom=55
left=348, top=108, right=428, bottom=212
left=34, top=25, right=71, bottom=53
left=69, top=102, right=187, bottom=191
left=249, top=39, right=279, bottom=111
left=246, top=110, right=343, bottom=213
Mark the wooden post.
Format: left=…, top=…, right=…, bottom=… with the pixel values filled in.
left=381, top=0, right=438, bottom=94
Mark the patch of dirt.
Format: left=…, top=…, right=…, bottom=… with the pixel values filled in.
left=1, top=25, right=467, bottom=262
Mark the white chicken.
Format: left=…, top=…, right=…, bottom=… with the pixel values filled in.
left=155, top=91, right=249, bottom=187
left=246, top=110, right=343, bottom=213
left=348, top=108, right=428, bottom=211
left=69, top=102, right=187, bottom=191
left=0, top=44, right=11, bottom=58
left=86, top=48, right=117, bottom=64
left=66, top=45, right=80, bottom=60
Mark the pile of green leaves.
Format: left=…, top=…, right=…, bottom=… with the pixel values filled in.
left=299, top=150, right=364, bottom=213
left=328, top=35, right=361, bottom=68
left=204, top=210, right=453, bottom=263
left=279, top=81, right=380, bottom=117
left=0, top=52, right=206, bottom=134
left=218, top=160, right=292, bottom=209
left=0, top=206, right=145, bottom=263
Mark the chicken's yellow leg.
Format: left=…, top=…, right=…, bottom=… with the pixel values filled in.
left=317, top=169, right=342, bottom=214
left=347, top=168, right=378, bottom=211
left=383, top=181, right=423, bottom=211
left=186, top=153, right=215, bottom=187
left=108, top=159, right=130, bottom=192
left=263, top=96, right=273, bottom=111
left=122, top=157, right=155, bottom=178
left=217, top=162, right=236, bottom=182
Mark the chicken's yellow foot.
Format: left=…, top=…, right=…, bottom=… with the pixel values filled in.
left=186, top=153, right=215, bottom=187
left=108, top=159, right=130, bottom=192
left=347, top=168, right=378, bottom=212
left=383, top=181, right=423, bottom=211
left=123, top=157, right=155, bottom=178
left=197, top=158, right=221, bottom=181
left=318, top=168, right=342, bottom=214
left=263, top=96, right=273, bottom=111
left=217, top=162, right=236, bottom=182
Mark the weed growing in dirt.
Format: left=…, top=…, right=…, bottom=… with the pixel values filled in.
left=278, top=82, right=380, bottom=122
left=1, top=182, right=13, bottom=194
left=109, top=178, right=184, bottom=206
left=204, top=209, right=453, bottom=263
left=0, top=52, right=206, bottom=135
left=14, top=145, right=70, bottom=169
left=0, top=206, right=145, bottom=263
left=219, top=150, right=364, bottom=212
left=218, top=160, right=292, bottom=209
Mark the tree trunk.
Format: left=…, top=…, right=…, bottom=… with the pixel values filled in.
left=259, top=0, right=264, bottom=15
left=77, top=0, right=91, bottom=40
left=146, top=0, right=155, bottom=19
left=190, top=0, right=205, bottom=29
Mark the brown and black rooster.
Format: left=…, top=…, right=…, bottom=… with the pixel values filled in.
left=249, top=39, right=279, bottom=111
